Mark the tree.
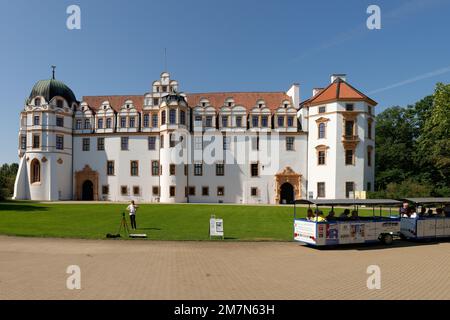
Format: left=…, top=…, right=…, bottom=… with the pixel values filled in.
left=0, top=163, right=18, bottom=200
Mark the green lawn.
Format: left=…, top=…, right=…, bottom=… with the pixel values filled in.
left=0, top=201, right=391, bottom=241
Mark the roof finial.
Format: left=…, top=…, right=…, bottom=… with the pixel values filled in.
left=51, top=65, right=56, bottom=80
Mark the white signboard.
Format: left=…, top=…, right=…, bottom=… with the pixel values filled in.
left=210, top=217, right=224, bottom=238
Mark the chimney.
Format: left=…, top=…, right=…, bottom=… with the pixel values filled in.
left=312, top=88, right=324, bottom=96
left=330, top=74, right=346, bottom=83
left=287, top=83, right=300, bottom=109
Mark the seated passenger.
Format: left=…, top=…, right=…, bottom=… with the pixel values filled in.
left=326, top=211, right=336, bottom=221
left=427, top=209, right=434, bottom=217
left=350, top=210, right=359, bottom=220
left=339, top=209, right=351, bottom=220
left=315, top=211, right=327, bottom=222
left=444, top=205, right=450, bottom=217
left=399, top=202, right=409, bottom=216
left=409, top=207, right=417, bottom=218
left=306, top=209, right=314, bottom=221
left=418, top=207, right=427, bottom=217
left=436, top=208, right=445, bottom=217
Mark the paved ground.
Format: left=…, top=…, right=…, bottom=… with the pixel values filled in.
left=0, top=236, right=449, bottom=300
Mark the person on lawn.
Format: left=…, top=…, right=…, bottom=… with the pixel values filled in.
left=127, top=200, right=138, bottom=230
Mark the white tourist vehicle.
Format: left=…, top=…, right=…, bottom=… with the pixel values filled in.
left=400, top=198, right=450, bottom=240
left=293, top=199, right=402, bottom=247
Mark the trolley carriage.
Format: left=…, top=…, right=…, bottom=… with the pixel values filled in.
left=293, top=199, right=402, bottom=247
left=399, top=197, right=450, bottom=240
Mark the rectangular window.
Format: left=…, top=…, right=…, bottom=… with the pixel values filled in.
left=251, top=163, right=259, bottom=177
left=345, top=120, right=354, bottom=137
left=318, top=151, right=326, bottom=165
left=318, top=123, right=326, bottom=139
left=194, top=136, right=202, bottom=150
left=152, top=114, right=158, bottom=128
left=318, top=106, right=326, bottom=113
left=106, top=118, right=112, bottom=129
left=180, top=111, right=186, bottom=125
left=20, top=135, right=27, bottom=149
left=152, top=186, right=159, bottom=196
left=153, top=98, right=159, bottom=106
left=277, top=116, right=284, bottom=127
left=82, top=138, right=90, bottom=151
left=169, top=134, right=175, bottom=148
left=217, top=186, right=225, bottom=196
left=345, top=103, right=354, bottom=111
left=261, top=116, right=268, bottom=127
left=222, top=116, right=228, bottom=128
left=345, top=149, right=354, bottom=165
left=107, top=161, right=115, bottom=176
left=223, top=136, right=230, bottom=150
left=184, top=164, right=188, bottom=176
left=76, top=119, right=82, bottom=130
left=252, top=116, right=258, bottom=127
left=130, top=160, right=139, bottom=176
left=345, top=181, right=355, bottom=198
left=216, top=163, right=225, bottom=176
left=133, top=186, right=140, bottom=196
left=286, top=137, right=295, bottom=151
left=97, top=118, right=103, bottom=129
left=235, top=116, right=242, bottom=127
left=194, top=163, right=203, bottom=176
left=96, top=137, right=105, bottom=151
left=251, top=187, right=258, bottom=197
left=129, top=117, right=135, bottom=128
left=57, top=100, right=63, bottom=108
left=160, top=135, right=164, bottom=148
left=33, top=135, right=40, bottom=148
left=169, top=186, right=176, bottom=197
left=368, top=105, right=372, bottom=115
left=287, top=117, right=294, bottom=127
left=56, top=135, right=64, bottom=150
left=170, top=164, right=176, bottom=176
left=121, top=186, right=128, bottom=196
left=317, top=182, right=325, bottom=198
left=84, top=119, right=91, bottom=129
left=34, top=115, right=40, bottom=126
left=148, top=136, right=156, bottom=150
left=367, top=149, right=372, bottom=167
left=188, top=186, right=196, bottom=196
left=169, top=109, right=176, bottom=124
left=143, top=114, right=149, bottom=128
left=205, top=116, right=213, bottom=127
left=202, top=186, right=209, bottom=196
left=151, top=160, right=160, bottom=176
left=120, top=117, right=126, bottom=128
left=56, top=117, right=64, bottom=127
left=102, top=185, right=109, bottom=195
left=121, top=137, right=129, bottom=150
left=368, top=121, right=372, bottom=139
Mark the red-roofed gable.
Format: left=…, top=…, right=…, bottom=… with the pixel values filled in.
left=301, top=79, right=377, bottom=107
left=82, top=95, right=144, bottom=112
left=186, top=92, right=292, bottom=111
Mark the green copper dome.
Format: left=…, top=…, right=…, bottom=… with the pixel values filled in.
left=28, top=79, right=77, bottom=105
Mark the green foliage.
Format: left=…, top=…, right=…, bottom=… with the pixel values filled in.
left=375, top=83, right=450, bottom=197
left=0, top=163, right=18, bottom=200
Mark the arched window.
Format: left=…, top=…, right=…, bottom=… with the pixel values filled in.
left=30, top=159, right=40, bottom=183
left=169, top=109, right=176, bottom=124
left=318, top=123, right=326, bottom=139
left=180, top=110, right=186, bottom=125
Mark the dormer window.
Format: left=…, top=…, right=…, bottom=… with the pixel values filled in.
left=153, top=98, right=159, bottom=105
left=318, top=106, right=326, bottom=114
left=258, top=104, right=263, bottom=108
left=162, top=86, right=167, bottom=92
left=57, top=100, right=63, bottom=108
left=35, top=98, right=41, bottom=106
left=228, top=102, right=232, bottom=107
left=284, top=103, right=289, bottom=108
left=202, top=102, right=206, bottom=107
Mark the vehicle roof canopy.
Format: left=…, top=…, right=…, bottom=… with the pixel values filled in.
left=402, top=197, right=450, bottom=204
left=294, top=199, right=402, bottom=206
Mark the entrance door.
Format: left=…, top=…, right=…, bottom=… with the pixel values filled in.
left=82, top=180, right=94, bottom=200
left=279, top=182, right=294, bottom=204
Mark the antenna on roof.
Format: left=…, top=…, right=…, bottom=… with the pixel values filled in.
left=51, top=65, right=56, bottom=79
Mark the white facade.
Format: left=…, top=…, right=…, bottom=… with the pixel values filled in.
left=14, top=72, right=376, bottom=203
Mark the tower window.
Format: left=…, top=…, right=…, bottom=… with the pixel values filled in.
left=56, top=135, right=64, bottom=150
left=345, top=103, right=354, bottom=111
left=30, top=159, right=40, bottom=183
left=153, top=98, right=159, bottom=105
left=169, top=109, right=176, bottom=124
left=345, top=149, right=354, bottom=165
left=345, top=120, right=354, bottom=137
left=33, top=135, right=40, bottom=148
left=56, top=100, right=63, bottom=108
left=56, top=117, right=64, bottom=127
left=35, top=98, right=41, bottom=106
left=161, top=110, right=166, bottom=125
left=318, top=106, right=326, bottom=113
left=20, top=135, right=26, bottom=149
left=152, top=114, right=158, bottom=128
left=34, top=115, right=40, bottom=126
left=318, top=150, right=326, bottom=165
left=180, top=110, right=186, bottom=125
left=318, top=123, right=326, bottom=139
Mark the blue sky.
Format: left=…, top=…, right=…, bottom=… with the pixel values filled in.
left=1, top=0, right=449, bottom=164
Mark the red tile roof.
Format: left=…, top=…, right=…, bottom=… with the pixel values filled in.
left=82, top=95, right=144, bottom=112
left=301, top=78, right=377, bottom=107
left=82, top=92, right=293, bottom=112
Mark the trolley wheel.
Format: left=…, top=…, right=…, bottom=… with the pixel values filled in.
left=381, top=234, right=394, bottom=245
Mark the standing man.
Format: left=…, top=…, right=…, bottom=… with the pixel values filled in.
left=127, top=200, right=138, bottom=230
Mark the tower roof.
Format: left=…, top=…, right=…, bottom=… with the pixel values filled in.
left=301, top=77, right=377, bottom=107
left=28, top=79, right=77, bottom=105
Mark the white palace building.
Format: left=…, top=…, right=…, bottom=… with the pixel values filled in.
left=13, top=72, right=376, bottom=204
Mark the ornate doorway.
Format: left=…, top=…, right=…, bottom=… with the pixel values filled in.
left=275, top=166, right=301, bottom=204
left=75, top=165, right=99, bottom=200
left=279, top=182, right=294, bottom=204
left=82, top=180, right=94, bottom=200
